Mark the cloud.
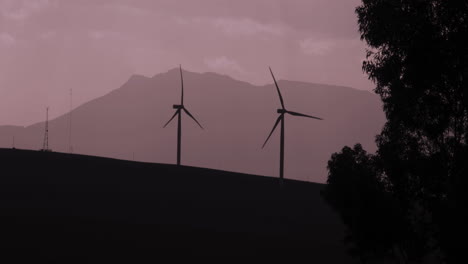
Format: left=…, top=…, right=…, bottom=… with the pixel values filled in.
left=39, top=30, right=55, bottom=40
left=204, top=56, right=245, bottom=74
left=299, top=38, right=335, bottom=56
left=212, top=18, right=284, bottom=37
left=0, top=32, right=15, bottom=46
left=88, top=30, right=121, bottom=40
left=176, top=16, right=285, bottom=37
left=0, top=0, right=56, bottom=21
left=106, top=3, right=150, bottom=16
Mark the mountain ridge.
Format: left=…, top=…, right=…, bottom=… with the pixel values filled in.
left=57, top=69, right=375, bottom=128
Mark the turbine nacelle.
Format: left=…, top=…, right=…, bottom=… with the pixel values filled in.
left=277, top=109, right=287, bottom=114
left=173, top=104, right=183, bottom=109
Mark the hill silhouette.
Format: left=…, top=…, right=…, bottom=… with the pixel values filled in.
left=0, top=148, right=351, bottom=262
left=0, top=69, right=384, bottom=182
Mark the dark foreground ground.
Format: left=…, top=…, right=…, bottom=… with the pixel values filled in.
left=0, top=148, right=351, bottom=263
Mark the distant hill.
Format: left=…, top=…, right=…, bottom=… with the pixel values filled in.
left=0, top=69, right=384, bottom=182
left=0, top=148, right=352, bottom=262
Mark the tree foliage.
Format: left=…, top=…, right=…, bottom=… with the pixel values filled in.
left=323, top=0, right=468, bottom=262
left=323, top=144, right=406, bottom=262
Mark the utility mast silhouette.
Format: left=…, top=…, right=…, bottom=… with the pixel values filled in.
left=163, top=65, right=204, bottom=166
left=41, top=107, right=51, bottom=152
left=262, top=67, right=323, bottom=186
left=68, top=89, right=73, bottom=153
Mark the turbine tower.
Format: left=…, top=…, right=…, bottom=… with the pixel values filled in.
left=163, top=65, right=204, bottom=165
left=42, top=107, right=51, bottom=152
left=68, top=89, right=73, bottom=153
left=262, top=67, right=323, bottom=185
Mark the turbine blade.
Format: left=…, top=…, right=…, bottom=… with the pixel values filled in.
left=262, top=115, right=282, bottom=149
left=183, top=107, right=204, bottom=129
left=163, top=109, right=180, bottom=128
left=269, top=67, right=285, bottom=109
left=179, top=64, right=184, bottom=105
left=286, top=110, right=323, bottom=120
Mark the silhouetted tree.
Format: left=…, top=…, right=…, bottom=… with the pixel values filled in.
left=322, top=144, right=406, bottom=263
left=324, top=1, right=468, bottom=262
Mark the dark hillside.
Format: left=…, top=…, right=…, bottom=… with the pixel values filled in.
left=0, top=149, right=351, bottom=263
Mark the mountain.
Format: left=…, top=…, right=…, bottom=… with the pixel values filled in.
left=0, top=148, right=351, bottom=262
left=0, top=68, right=385, bottom=182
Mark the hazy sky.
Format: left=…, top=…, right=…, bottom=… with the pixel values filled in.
left=0, top=0, right=372, bottom=126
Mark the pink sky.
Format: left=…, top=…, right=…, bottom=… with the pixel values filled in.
left=0, top=0, right=372, bottom=126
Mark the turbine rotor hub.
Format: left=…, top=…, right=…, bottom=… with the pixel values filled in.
left=173, top=104, right=183, bottom=109
left=277, top=109, right=286, bottom=114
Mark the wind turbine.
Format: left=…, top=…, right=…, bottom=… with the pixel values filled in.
left=262, top=67, right=323, bottom=185
left=163, top=65, right=204, bottom=166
